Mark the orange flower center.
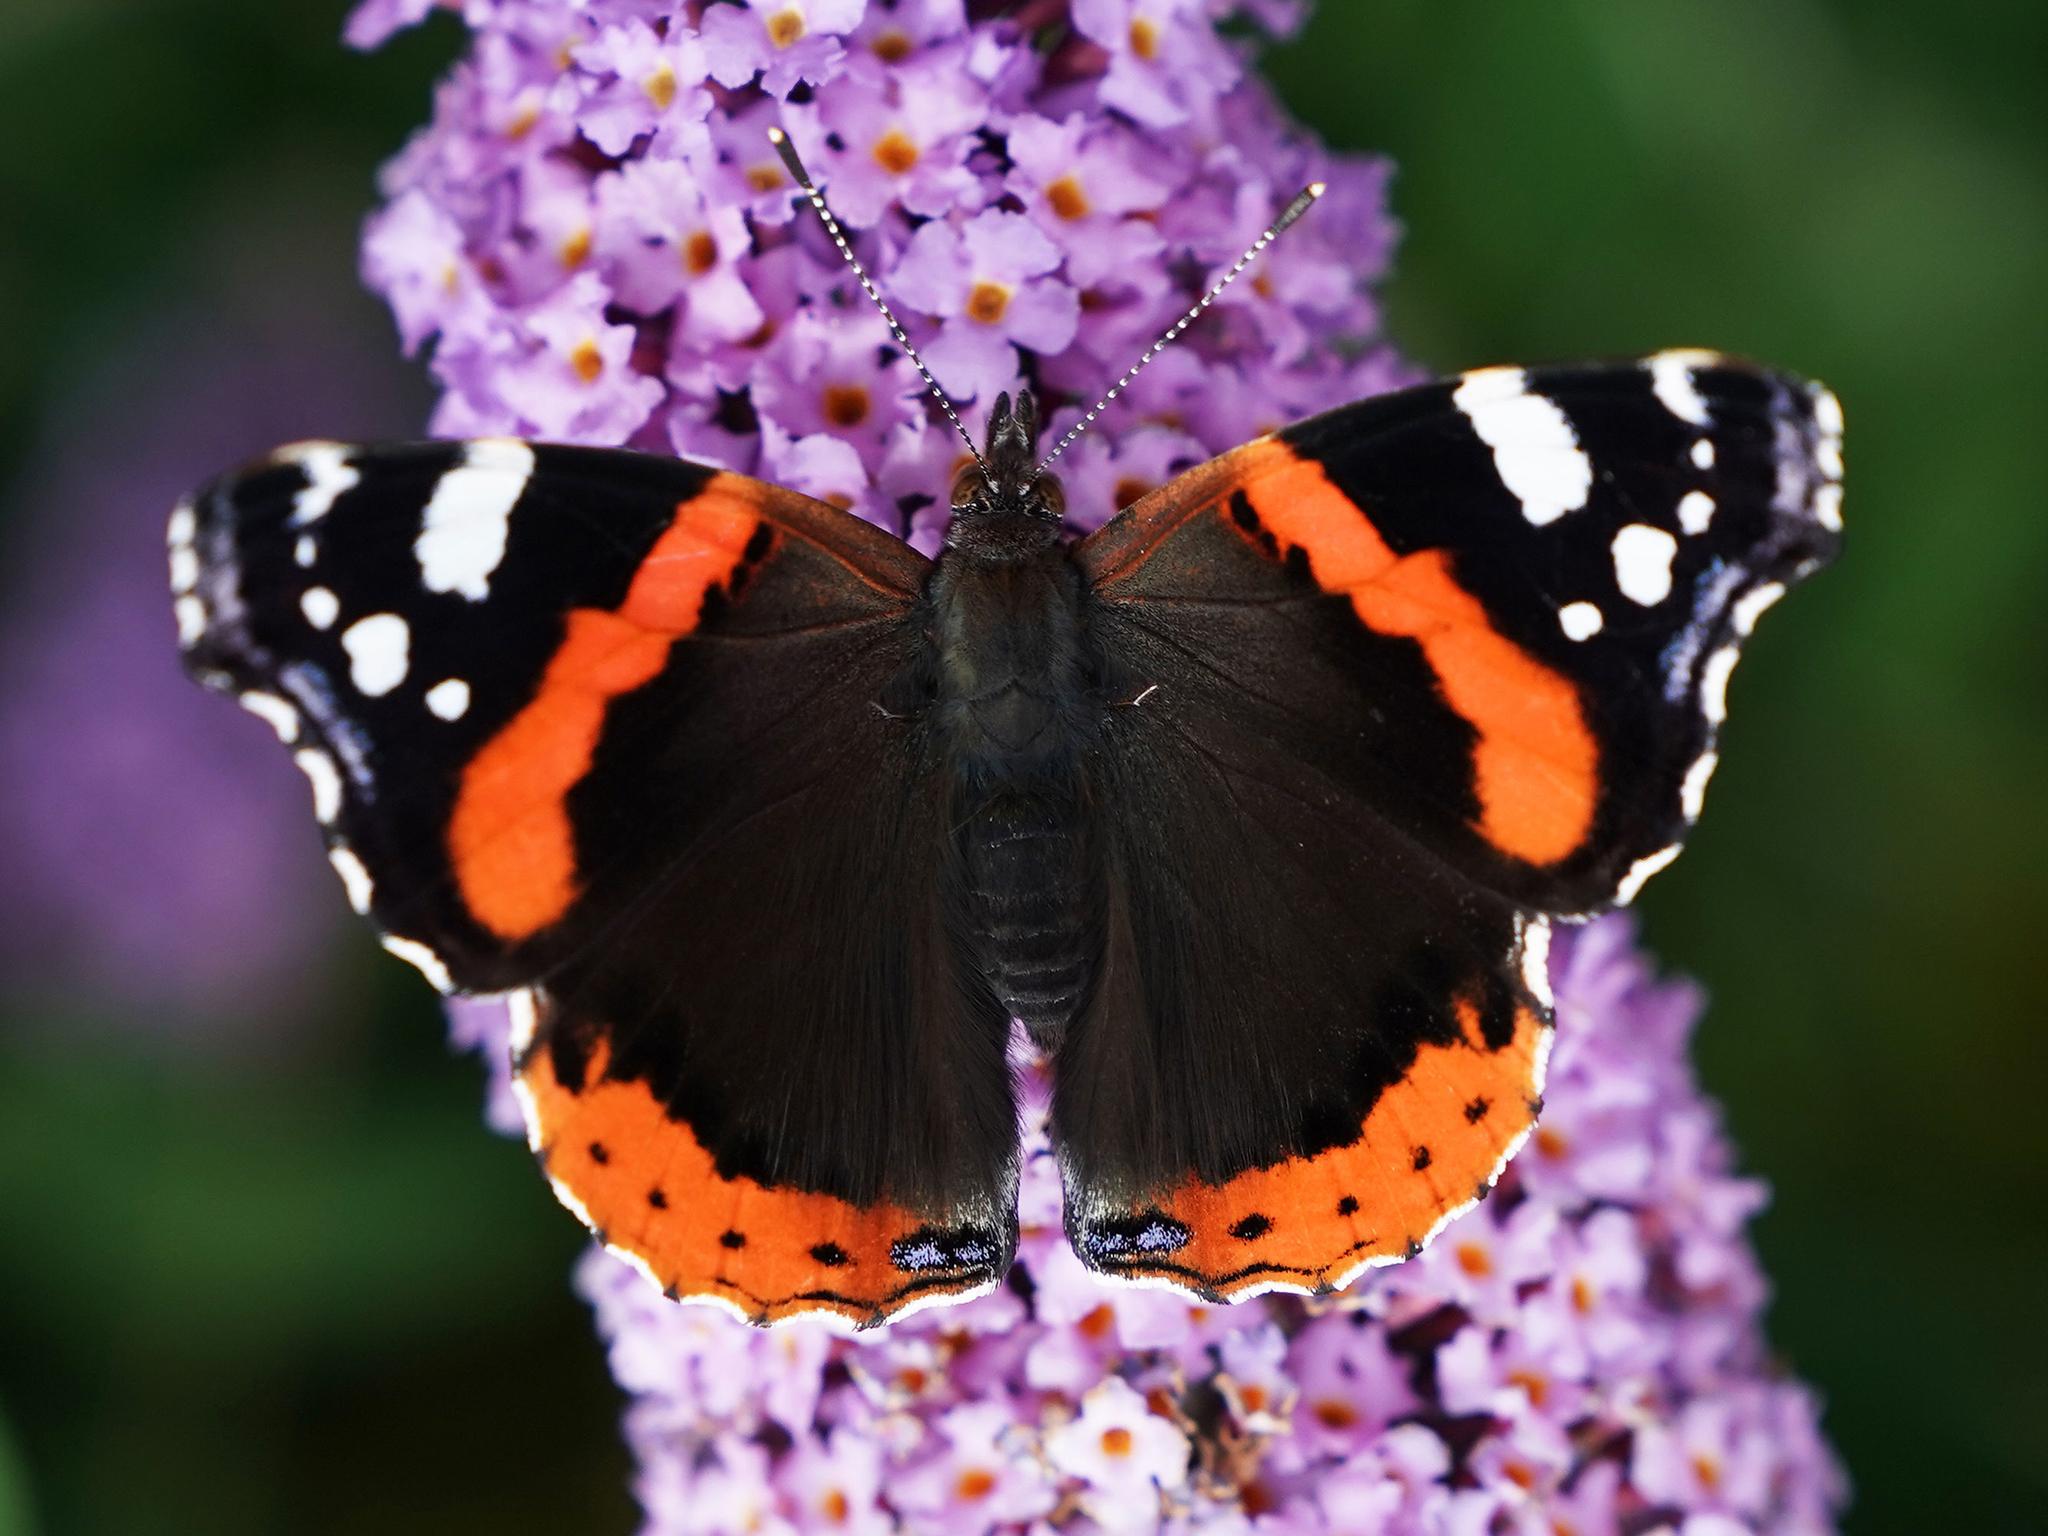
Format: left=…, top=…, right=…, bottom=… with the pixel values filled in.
left=1536, top=1126, right=1569, bottom=1160
left=1078, top=1303, right=1115, bottom=1339
left=823, top=384, right=871, bottom=427
left=955, top=1467, right=997, bottom=1501
left=1506, top=1368, right=1551, bottom=1408
left=746, top=162, right=786, bottom=192
left=1692, top=1453, right=1723, bottom=1492
left=683, top=230, right=719, bottom=274
left=872, top=127, right=920, bottom=175
left=1100, top=1426, right=1134, bottom=1458
left=1129, top=17, right=1160, bottom=59
left=642, top=63, right=676, bottom=109
left=569, top=338, right=604, bottom=383
left=1455, top=1241, right=1493, bottom=1277
left=1571, top=1275, right=1596, bottom=1314
left=966, top=281, right=1012, bottom=325
left=1047, top=173, right=1091, bottom=221
left=559, top=227, right=592, bottom=270
left=1312, top=1398, right=1358, bottom=1429
left=767, top=8, right=806, bottom=48
left=871, top=29, right=913, bottom=62
left=503, top=99, right=541, bottom=141
left=820, top=1487, right=850, bottom=1522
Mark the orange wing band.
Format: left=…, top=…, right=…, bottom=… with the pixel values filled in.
left=518, top=1034, right=996, bottom=1328
left=1234, top=442, right=1599, bottom=866
left=449, top=482, right=764, bottom=941
left=1104, top=998, right=1549, bottom=1301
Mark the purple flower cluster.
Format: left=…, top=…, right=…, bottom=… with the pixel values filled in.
left=452, top=918, right=1843, bottom=1534
left=352, top=0, right=1404, bottom=548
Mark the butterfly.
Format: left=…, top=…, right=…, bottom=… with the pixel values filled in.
left=170, top=152, right=1842, bottom=1329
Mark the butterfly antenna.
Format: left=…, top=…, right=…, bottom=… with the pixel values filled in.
left=1032, top=181, right=1327, bottom=479
left=769, top=127, right=995, bottom=491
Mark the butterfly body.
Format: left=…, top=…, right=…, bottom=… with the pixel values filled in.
left=915, top=392, right=1103, bottom=1038
left=173, top=353, right=1842, bottom=1328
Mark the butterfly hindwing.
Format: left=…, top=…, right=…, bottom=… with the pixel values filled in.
left=1058, top=710, right=1553, bottom=1299
left=1058, top=354, right=1840, bottom=1299
left=174, top=440, right=1019, bottom=1326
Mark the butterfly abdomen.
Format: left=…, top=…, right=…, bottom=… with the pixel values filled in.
left=956, top=792, right=1095, bottom=1037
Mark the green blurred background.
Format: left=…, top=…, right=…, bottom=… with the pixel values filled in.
left=0, top=2, right=2041, bottom=1532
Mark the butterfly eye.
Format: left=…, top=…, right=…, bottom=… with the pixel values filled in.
left=1035, top=477, right=1066, bottom=522
left=950, top=464, right=987, bottom=509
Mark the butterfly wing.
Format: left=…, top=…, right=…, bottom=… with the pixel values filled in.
left=174, top=440, right=1017, bottom=1327
left=1060, top=353, right=1841, bottom=1299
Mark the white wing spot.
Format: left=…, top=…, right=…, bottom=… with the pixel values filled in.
left=294, top=748, right=343, bottom=823
left=300, top=586, right=340, bottom=630
left=1814, top=483, right=1844, bottom=532
left=1677, top=490, right=1716, bottom=535
left=1691, top=437, right=1716, bottom=470
left=1680, top=751, right=1719, bottom=821
left=175, top=595, right=208, bottom=647
left=1732, top=581, right=1786, bottom=636
left=166, top=503, right=196, bottom=550
left=415, top=439, right=533, bottom=601
left=238, top=690, right=300, bottom=743
left=1452, top=367, right=1592, bottom=527
left=168, top=545, right=199, bottom=594
left=341, top=613, right=410, bottom=697
left=1813, top=386, right=1844, bottom=438
left=279, top=442, right=360, bottom=526
left=381, top=935, right=454, bottom=994
left=1648, top=350, right=1718, bottom=427
left=1558, top=600, right=1604, bottom=641
left=1518, top=916, right=1554, bottom=1010
left=328, top=846, right=375, bottom=914
left=508, top=987, right=543, bottom=1055
left=425, top=678, right=472, bottom=721
left=295, top=535, right=318, bottom=569
left=1701, top=645, right=1740, bottom=725
left=1611, top=524, right=1678, bottom=606
left=1615, top=845, right=1683, bottom=906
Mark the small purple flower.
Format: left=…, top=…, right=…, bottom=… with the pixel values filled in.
left=568, top=19, right=715, bottom=159
left=1044, top=1376, right=1191, bottom=1518
left=702, top=0, right=868, bottom=97
left=1070, top=0, right=1241, bottom=129
left=890, top=209, right=1081, bottom=403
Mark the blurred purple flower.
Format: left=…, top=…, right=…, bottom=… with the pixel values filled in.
left=353, top=1, right=1843, bottom=1529
left=0, top=289, right=415, bottom=1032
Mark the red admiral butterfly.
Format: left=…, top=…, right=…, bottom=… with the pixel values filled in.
left=171, top=140, right=1841, bottom=1328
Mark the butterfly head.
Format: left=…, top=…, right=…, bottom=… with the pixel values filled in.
left=947, top=391, right=1066, bottom=553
